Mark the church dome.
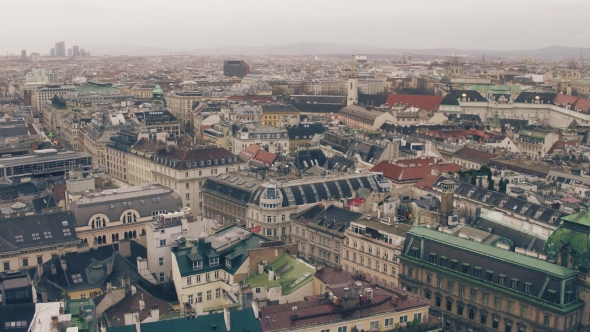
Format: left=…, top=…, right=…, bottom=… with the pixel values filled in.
left=567, top=61, right=579, bottom=70
left=544, top=207, right=590, bottom=273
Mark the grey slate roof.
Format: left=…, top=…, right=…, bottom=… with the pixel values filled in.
left=0, top=211, right=78, bottom=254
left=70, top=184, right=182, bottom=227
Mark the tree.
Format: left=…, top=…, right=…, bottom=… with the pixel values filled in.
left=471, top=170, right=477, bottom=185
left=488, top=179, right=495, bottom=190
left=478, top=177, right=483, bottom=187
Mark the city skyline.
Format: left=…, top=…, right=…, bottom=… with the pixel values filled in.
left=3, top=0, right=590, bottom=55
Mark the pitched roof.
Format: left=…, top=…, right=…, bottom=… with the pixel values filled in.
left=452, top=147, right=498, bottom=165
left=407, top=227, right=576, bottom=277
left=547, top=140, right=578, bottom=154
left=0, top=211, right=78, bottom=254
left=370, top=159, right=461, bottom=182
left=239, top=144, right=260, bottom=161
left=413, top=174, right=441, bottom=190
left=154, top=147, right=242, bottom=170
left=243, top=254, right=314, bottom=295
left=385, top=94, right=443, bottom=110
left=251, top=150, right=278, bottom=167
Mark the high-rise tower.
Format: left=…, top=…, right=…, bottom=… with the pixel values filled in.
left=347, top=54, right=358, bottom=106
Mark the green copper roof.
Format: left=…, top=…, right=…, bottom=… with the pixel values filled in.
left=408, top=227, right=577, bottom=278
left=153, top=85, right=164, bottom=94
left=545, top=206, right=590, bottom=272
left=561, top=206, right=590, bottom=226
left=243, top=254, right=314, bottom=295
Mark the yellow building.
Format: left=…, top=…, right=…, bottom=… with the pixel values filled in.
left=70, top=184, right=182, bottom=246
left=261, top=104, right=300, bottom=128
left=343, top=220, right=411, bottom=289
left=256, top=267, right=432, bottom=332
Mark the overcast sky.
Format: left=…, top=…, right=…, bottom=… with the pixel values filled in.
left=3, top=0, right=589, bottom=55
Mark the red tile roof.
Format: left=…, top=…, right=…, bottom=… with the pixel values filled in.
left=414, top=174, right=441, bottom=190
left=386, top=94, right=443, bottom=110
left=259, top=268, right=429, bottom=332
left=239, top=144, right=260, bottom=161
left=547, top=140, right=578, bottom=154
left=251, top=150, right=278, bottom=167
left=452, top=147, right=498, bottom=165
left=553, top=94, right=590, bottom=113
left=370, top=159, right=461, bottom=182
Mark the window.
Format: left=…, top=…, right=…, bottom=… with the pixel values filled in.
left=427, top=275, right=432, bottom=285
left=72, top=274, right=83, bottom=283
left=207, top=290, right=212, bottom=301
left=63, top=229, right=71, bottom=236
left=461, top=263, right=470, bottom=274
left=187, top=277, right=192, bottom=285
left=209, top=257, right=219, bottom=266
left=524, top=282, right=532, bottom=294
left=507, top=301, right=514, bottom=313
left=457, top=303, right=464, bottom=316
left=486, top=270, right=494, bottom=282
left=320, top=330, right=330, bottom=332
left=188, top=294, right=193, bottom=304
left=206, top=273, right=211, bottom=281
left=498, top=274, right=506, bottom=286
left=37, top=256, right=43, bottom=265
left=480, top=313, right=487, bottom=325
left=437, top=278, right=442, bottom=288
left=226, top=259, right=232, bottom=268
left=337, top=327, right=347, bottom=332
left=450, top=259, right=458, bottom=269
left=470, top=289, right=476, bottom=301
left=429, top=253, right=437, bottom=263
left=543, top=315, right=550, bottom=326
left=468, top=308, right=475, bottom=320
left=369, top=321, right=379, bottom=331
left=414, top=312, right=422, bottom=323
left=511, top=278, right=519, bottom=289
left=494, top=297, right=501, bottom=309
left=408, top=268, right=413, bottom=278
left=32, top=233, right=40, bottom=240
left=214, top=271, right=219, bottom=279
left=435, top=295, right=441, bottom=307
left=216, top=288, right=221, bottom=298
left=473, top=266, right=482, bottom=278
left=459, top=286, right=464, bottom=297
left=186, top=193, right=190, bottom=199
left=196, top=293, right=202, bottom=303
left=482, top=293, right=488, bottom=305
left=160, top=239, right=166, bottom=247
left=193, top=261, right=203, bottom=270
left=439, top=256, right=447, bottom=267
left=520, top=306, right=527, bottom=318
left=447, top=281, right=453, bottom=293
left=4, top=321, right=27, bottom=329
left=547, top=289, right=556, bottom=302
left=22, top=258, right=28, bottom=267
left=446, top=300, right=453, bottom=311
left=399, top=315, right=408, bottom=323
left=493, top=317, right=499, bottom=329
left=159, top=257, right=164, bottom=266
left=196, top=275, right=201, bottom=282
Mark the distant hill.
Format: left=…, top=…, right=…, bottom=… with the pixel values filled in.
left=85, top=42, right=590, bottom=59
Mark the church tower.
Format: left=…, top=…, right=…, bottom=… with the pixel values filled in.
left=347, top=54, right=358, bottom=106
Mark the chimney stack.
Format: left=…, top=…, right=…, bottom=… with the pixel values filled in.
left=223, top=307, right=231, bottom=331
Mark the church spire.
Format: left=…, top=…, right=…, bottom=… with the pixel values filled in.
left=350, top=54, right=356, bottom=77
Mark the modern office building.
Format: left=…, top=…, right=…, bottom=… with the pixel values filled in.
left=21, top=50, right=26, bottom=61
left=223, top=60, right=250, bottom=78
left=73, top=45, right=80, bottom=57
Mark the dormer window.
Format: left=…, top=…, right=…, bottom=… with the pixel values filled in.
left=226, top=259, right=232, bottom=268
left=467, top=188, right=476, bottom=197
left=499, top=198, right=509, bottom=207
left=535, top=208, right=545, bottom=219
left=482, top=193, right=491, bottom=202
left=521, top=204, right=531, bottom=214
left=193, top=261, right=203, bottom=270
left=209, top=257, right=219, bottom=266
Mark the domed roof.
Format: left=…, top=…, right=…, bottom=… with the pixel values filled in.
left=449, top=56, right=461, bottom=67
left=567, top=61, right=579, bottom=70
left=153, top=85, right=164, bottom=94
left=544, top=206, right=590, bottom=273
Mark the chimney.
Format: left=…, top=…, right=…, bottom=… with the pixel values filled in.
left=268, top=269, right=275, bottom=281
left=290, top=306, right=299, bottom=321
left=37, top=263, right=44, bottom=277
left=344, top=287, right=350, bottom=299
left=150, top=307, right=159, bottom=321
left=119, top=239, right=131, bottom=257
left=223, top=307, right=230, bottom=331
left=252, top=300, right=259, bottom=319
left=134, top=315, right=141, bottom=332
left=107, top=282, right=112, bottom=292
left=60, top=256, right=67, bottom=271
left=132, top=285, right=137, bottom=295
left=42, top=287, right=48, bottom=302
left=51, top=316, right=58, bottom=328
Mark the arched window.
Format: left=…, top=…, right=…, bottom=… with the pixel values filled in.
left=124, top=232, right=129, bottom=239
left=115, top=233, right=119, bottom=241
left=97, top=236, right=103, bottom=245
left=561, top=252, right=569, bottom=267
left=133, top=230, right=137, bottom=238
left=112, top=234, right=116, bottom=242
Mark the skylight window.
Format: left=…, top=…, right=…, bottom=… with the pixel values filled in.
left=44, top=231, right=52, bottom=239
left=72, top=274, right=83, bottom=283
left=32, top=233, right=40, bottom=240
left=63, top=229, right=72, bottom=236
left=62, top=221, right=69, bottom=226
left=15, top=235, right=24, bottom=243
